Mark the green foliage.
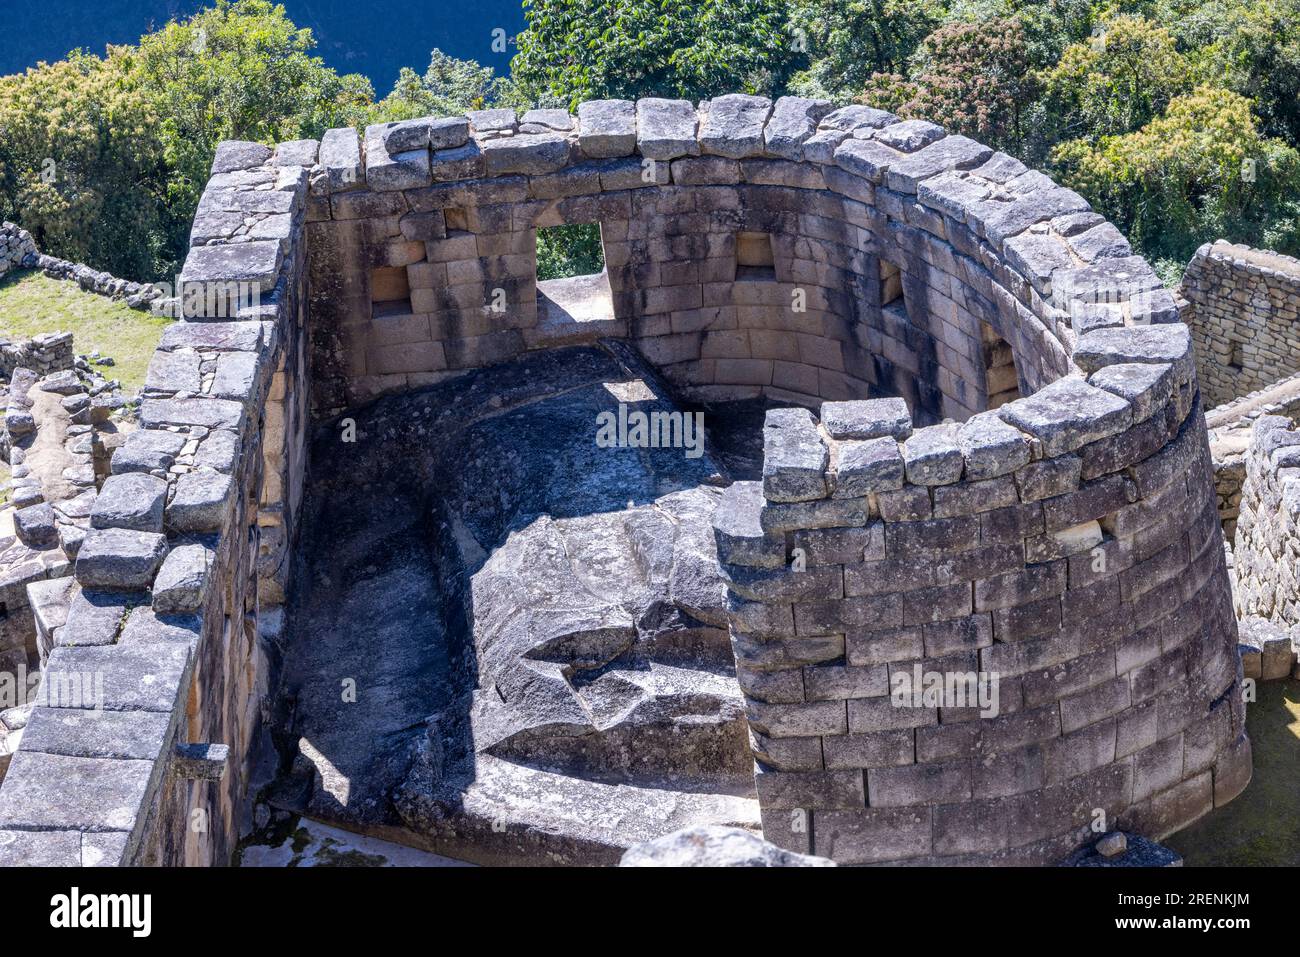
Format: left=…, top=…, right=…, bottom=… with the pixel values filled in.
left=860, top=17, right=1040, bottom=153
left=131, top=0, right=373, bottom=244
left=1053, top=85, right=1300, bottom=263
left=787, top=0, right=949, bottom=93
left=0, top=0, right=374, bottom=282
left=0, top=52, right=170, bottom=280
left=1038, top=14, right=1192, bottom=141
left=510, top=0, right=801, bottom=109
left=536, top=224, right=605, bottom=280
left=372, top=49, right=500, bottom=122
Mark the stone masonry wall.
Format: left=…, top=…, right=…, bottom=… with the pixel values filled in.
left=0, top=139, right=311, bottom=867
left=0, top=95, right=1243, bottom=866
left=303, top=97, right=1177, bottom=424
left=1233, top=415, right=1300, bottom=625
left=1, top=221, right=165, bottom=312
left=0, top=332, right=75, bottom=381
left=714, top=326, right=1248, bottom=864
left=1205, top=370, right=1300, bottom=539
left=1181, top=241, right=1300, bottom=409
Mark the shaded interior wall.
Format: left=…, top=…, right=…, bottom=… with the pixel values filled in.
left=304, top=137, right=1077, bottom=427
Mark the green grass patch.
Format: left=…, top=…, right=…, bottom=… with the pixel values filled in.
left=1165, top=678, right=1300, bottom=866
left=0, top=269, right=171, bottom=393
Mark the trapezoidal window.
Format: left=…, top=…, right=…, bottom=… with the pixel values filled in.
left=880, top=259, right=903, bottom=307
left=371, top=265, right=411, bottom=318
left=536, top=224, right=605, bottom=281
left=982, top=321, right=1021, bottom=409
left=736, top=231, right=776, bottom=281
left=535, top=223, right=614, bottom=332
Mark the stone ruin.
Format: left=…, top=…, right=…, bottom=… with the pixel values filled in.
left=0, top=94, right=1261, bottom=866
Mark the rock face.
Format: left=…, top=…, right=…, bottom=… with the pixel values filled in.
left=274, top=344, right=757, bottom=864
left=620, top=825, right=835, bottom=867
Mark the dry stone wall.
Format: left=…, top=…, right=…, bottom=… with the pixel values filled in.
left=0, top=139, right=311, bottom=866
left=1234, top=415, right=1300, bottom=626
left=1182, top=241, right=1300, bottom=409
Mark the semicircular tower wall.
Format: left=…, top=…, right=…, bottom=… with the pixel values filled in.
left=296, top=95, right=1247, bottom=865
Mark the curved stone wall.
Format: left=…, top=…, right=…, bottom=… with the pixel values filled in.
left=0, top=95, right=1244, bottom=867
left=304, top=97, right=1178, bottom=423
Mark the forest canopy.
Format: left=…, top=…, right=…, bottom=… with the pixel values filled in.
left=1, top=0, right=1297, bottom=283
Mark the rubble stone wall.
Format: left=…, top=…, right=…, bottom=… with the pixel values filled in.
left=1233, top=415, right=1300, bottom=625
left=0, top=140, right=312, bottom=866
left=1205, top=371, right=1300, bottom=539
left=0, top=332, right=75, bottom=381
left=1181, top=241, right=1300, bottom=409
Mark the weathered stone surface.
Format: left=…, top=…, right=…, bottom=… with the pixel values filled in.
left=636, top=98, right=700, bottom=160
left=835, top=437, right=905, bottom=497
left=821, top=398, right=911, bottom=440
left=874, top=119, right=945, bottom=153
left=153, top=541, right=215, bottom=615
left=211, top=140, right=272, bottom=174
left=481, top=133, right=571, bottom=175
left=901, top=423, right=965, bottom=485
left=467, top=108, right=517, bottom=135
left=714, top=481, right=785, bottom=569
left=820, top=105, right=896, bottom=133
left=959, top=412, right=1032, bottom=480
left=272, top=138, right=319, bottom=167
left=111, top=430, right=186, bottom=475
left=22, top=708, right=172, bottom=760
left=578, top=99, right=637, bottom=158
left=0, top=751, right=154, bottom=832
left=762, top=407, right=828, bottom=502
left=319, top=127, right=363, bottom=192
left=91, top=473, right=168, bottom=533
left=699, top=94, right=772, bottom=159
left=75, top=529, right=168, bottom=591
left=764, top=97, right=832, bottom=161
left=14, top=503, right=57, bottom=547
left=44, top=641, right=192, bottom=713
left=998, top=377, right=1132, bottom=457
left=179, top=240, right=283, bottom=293
left=166, top=471, right=235, bottom=533
left=366, top=142, right=432, bottom=191
left=620, top=825, right=834, bottom=866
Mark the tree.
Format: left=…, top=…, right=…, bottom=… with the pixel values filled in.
left=131, top=0, right=372, bottom=262
left=1053, top=85, right=1300, bottom=263
left=1157, top=0, right=1300, bottom=145
left=509, top=0, right=801, bottom=109
left=0, top=51, right=170, bottom=280
left=859, top=17, right=1040, bottom=154
left=0, top=0, right=376, bottom=281
left=1038, top=14, right=1193, bottom=142
left=786, top=0, right=948, bottom=97
left=373, top=49, right=500, bottom=122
